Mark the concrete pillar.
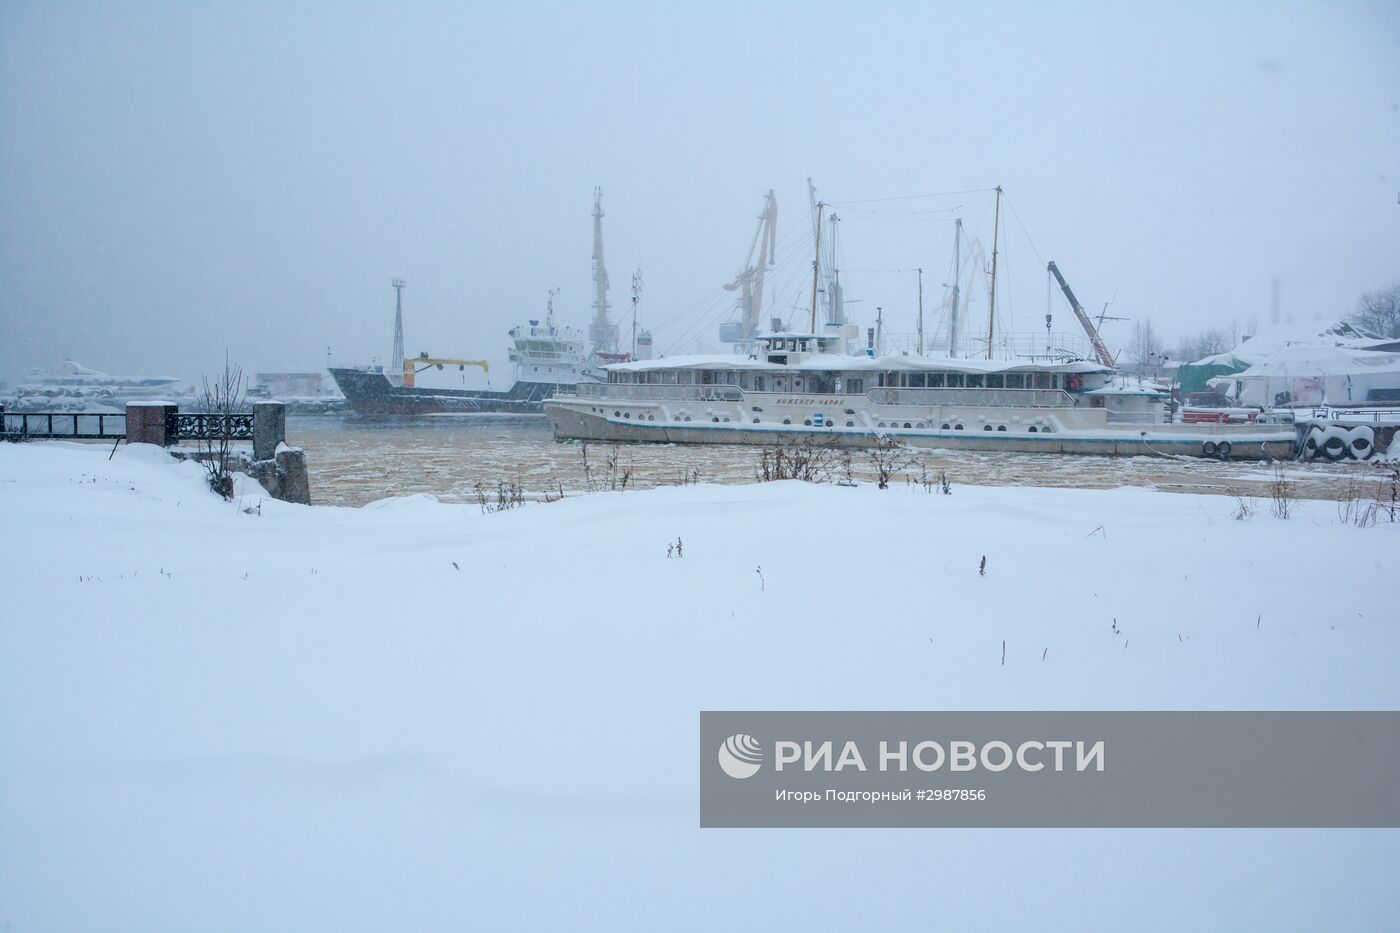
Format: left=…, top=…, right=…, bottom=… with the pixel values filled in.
left=126, top=402, right=178, bottom=446
left=274, top=446, right=311, bottom=505
left=252, top=401, right=286, bottom=461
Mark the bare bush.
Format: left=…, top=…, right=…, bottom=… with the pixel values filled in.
left=867, top=436, right=914, bottom=489
left=1336, top=475, right=1374, bottom=527
left=1380, top=462, right=1400, bottom=523
left=474, top=478, right=525, bottom=513
left=1268, top=465, right=1296, bottom=520
left=579, top=441, right=594, bottom=491
left=1231, top=489, right=1255, bottom=521
left=200, top=359, right=244, bottom=499
left=756, top=437, right=842, bottom=483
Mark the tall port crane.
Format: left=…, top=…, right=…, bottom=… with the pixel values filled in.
left=590, top=187, right=619, bottom=355
left=1047, top=261, right=1116, bottom=368
left=719, top=189, right=778, bottom=346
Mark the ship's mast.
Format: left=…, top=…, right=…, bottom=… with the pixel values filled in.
left=630, top=268, right=643, bottom=359
left=986, top=186, right=1002, bottom=360
left=827, top=212, right=845, bottom=326
left=809, top=201, right=824, bottom=333
left=949, top=219, right=962, bottom=356
left=916, top=267, right=924, bottom=356
left=590, top=187, right=616, bottom=353
left=809, top=178, right=845, bottom=327
left=391, top=278, right=406, bottom=377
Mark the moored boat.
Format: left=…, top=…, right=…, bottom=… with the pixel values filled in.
left=544, top=333, right=1297, bottom=459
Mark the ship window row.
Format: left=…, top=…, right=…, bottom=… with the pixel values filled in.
left=605, top=369, right=1065, bottom=391
left=876, top=371, right=1060, bottom=389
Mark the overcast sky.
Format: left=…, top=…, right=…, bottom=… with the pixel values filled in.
left=2, top=0, right=1397, bottom=384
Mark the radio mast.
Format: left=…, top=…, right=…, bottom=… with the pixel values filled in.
left=391, top=278, right=406, bottom=377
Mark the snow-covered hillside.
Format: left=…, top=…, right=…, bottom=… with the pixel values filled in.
left=1, top=442, right=1397, bottom=931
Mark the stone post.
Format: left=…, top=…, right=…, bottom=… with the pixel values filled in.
left=126, top=402, right=178, bottom=446
left=252, top=401, right=286, bottom=461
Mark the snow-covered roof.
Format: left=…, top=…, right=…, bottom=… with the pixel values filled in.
left=1235, top=345, right=1400, bottom=380
left=607, top=353, right=1111, bottom=375
left=1189, top=320, right=1387, bottom=368
left=1081, top=377, right=1169, bottom=397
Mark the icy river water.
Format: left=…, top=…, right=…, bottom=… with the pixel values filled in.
left=287, top=414, right=1388, bottom=508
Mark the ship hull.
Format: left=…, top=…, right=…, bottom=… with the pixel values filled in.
left=544, top=395, right=1299, bottom=460
left=329, top=368, right=569, bottom=415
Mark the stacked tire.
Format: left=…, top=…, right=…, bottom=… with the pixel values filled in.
left=1300, top=423, right=1376, bottom=461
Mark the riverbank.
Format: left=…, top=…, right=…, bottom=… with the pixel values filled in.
left=2, top=441, right=1397, bottom=929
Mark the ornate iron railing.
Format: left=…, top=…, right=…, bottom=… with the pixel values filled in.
left=165, top=412, right=255, bottom=441
left=2, top=411, right=127, bottom=440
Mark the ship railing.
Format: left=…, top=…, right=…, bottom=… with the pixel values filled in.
left=1296, top=405, right=1400, bottom=423
left=571, top=383, right=744, bottom=402
left=865, top=387, right=1076, bottom=408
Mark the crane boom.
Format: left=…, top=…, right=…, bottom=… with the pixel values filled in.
left=1047, top=261, right=1116, bottom=368
left=403, top=356, right=489, bottom=388
left=719, top=189, right=777, bottom=346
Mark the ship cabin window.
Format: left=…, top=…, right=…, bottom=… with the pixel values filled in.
left=1004, top=373, right=1025, bottom=389
left=966, top=374, right=984, bottom=388
left=754, top=376, right=766, bottom=392
left=1034, top=372, right=1051, bottom=390
left=927, top=373, right=945, bottom=388
left=945, top=373, right=964, bottom=388
left=1050, top=374, right=1061, bottom=389
left=793, top=377, right=805, bottom=392
left=907, top=373, right=926, bottom=388
left=846, top=378, right=863, bottom=394
left=662, top=370, right=678, bottom=385
left=701, top=370, right=715, bottom=385
left=676, top=370, right=694, bottom=385
left=985, top=374, right=1004, bottom=388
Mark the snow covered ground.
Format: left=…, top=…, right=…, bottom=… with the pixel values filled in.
left=2, top=441, right=1397, bottom=931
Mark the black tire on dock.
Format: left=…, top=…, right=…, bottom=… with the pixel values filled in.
left=1348, top=426, right=1374, bottom=459
left=1217, top=441, right=1232, bottom=459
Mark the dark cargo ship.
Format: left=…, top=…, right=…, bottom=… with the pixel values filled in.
left=330, top=312, right=604, bottom=416
left=334, top=189, right=645, bottom=416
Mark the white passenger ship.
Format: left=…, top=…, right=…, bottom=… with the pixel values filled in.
left=543, top=332, right=1297, bottom=459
